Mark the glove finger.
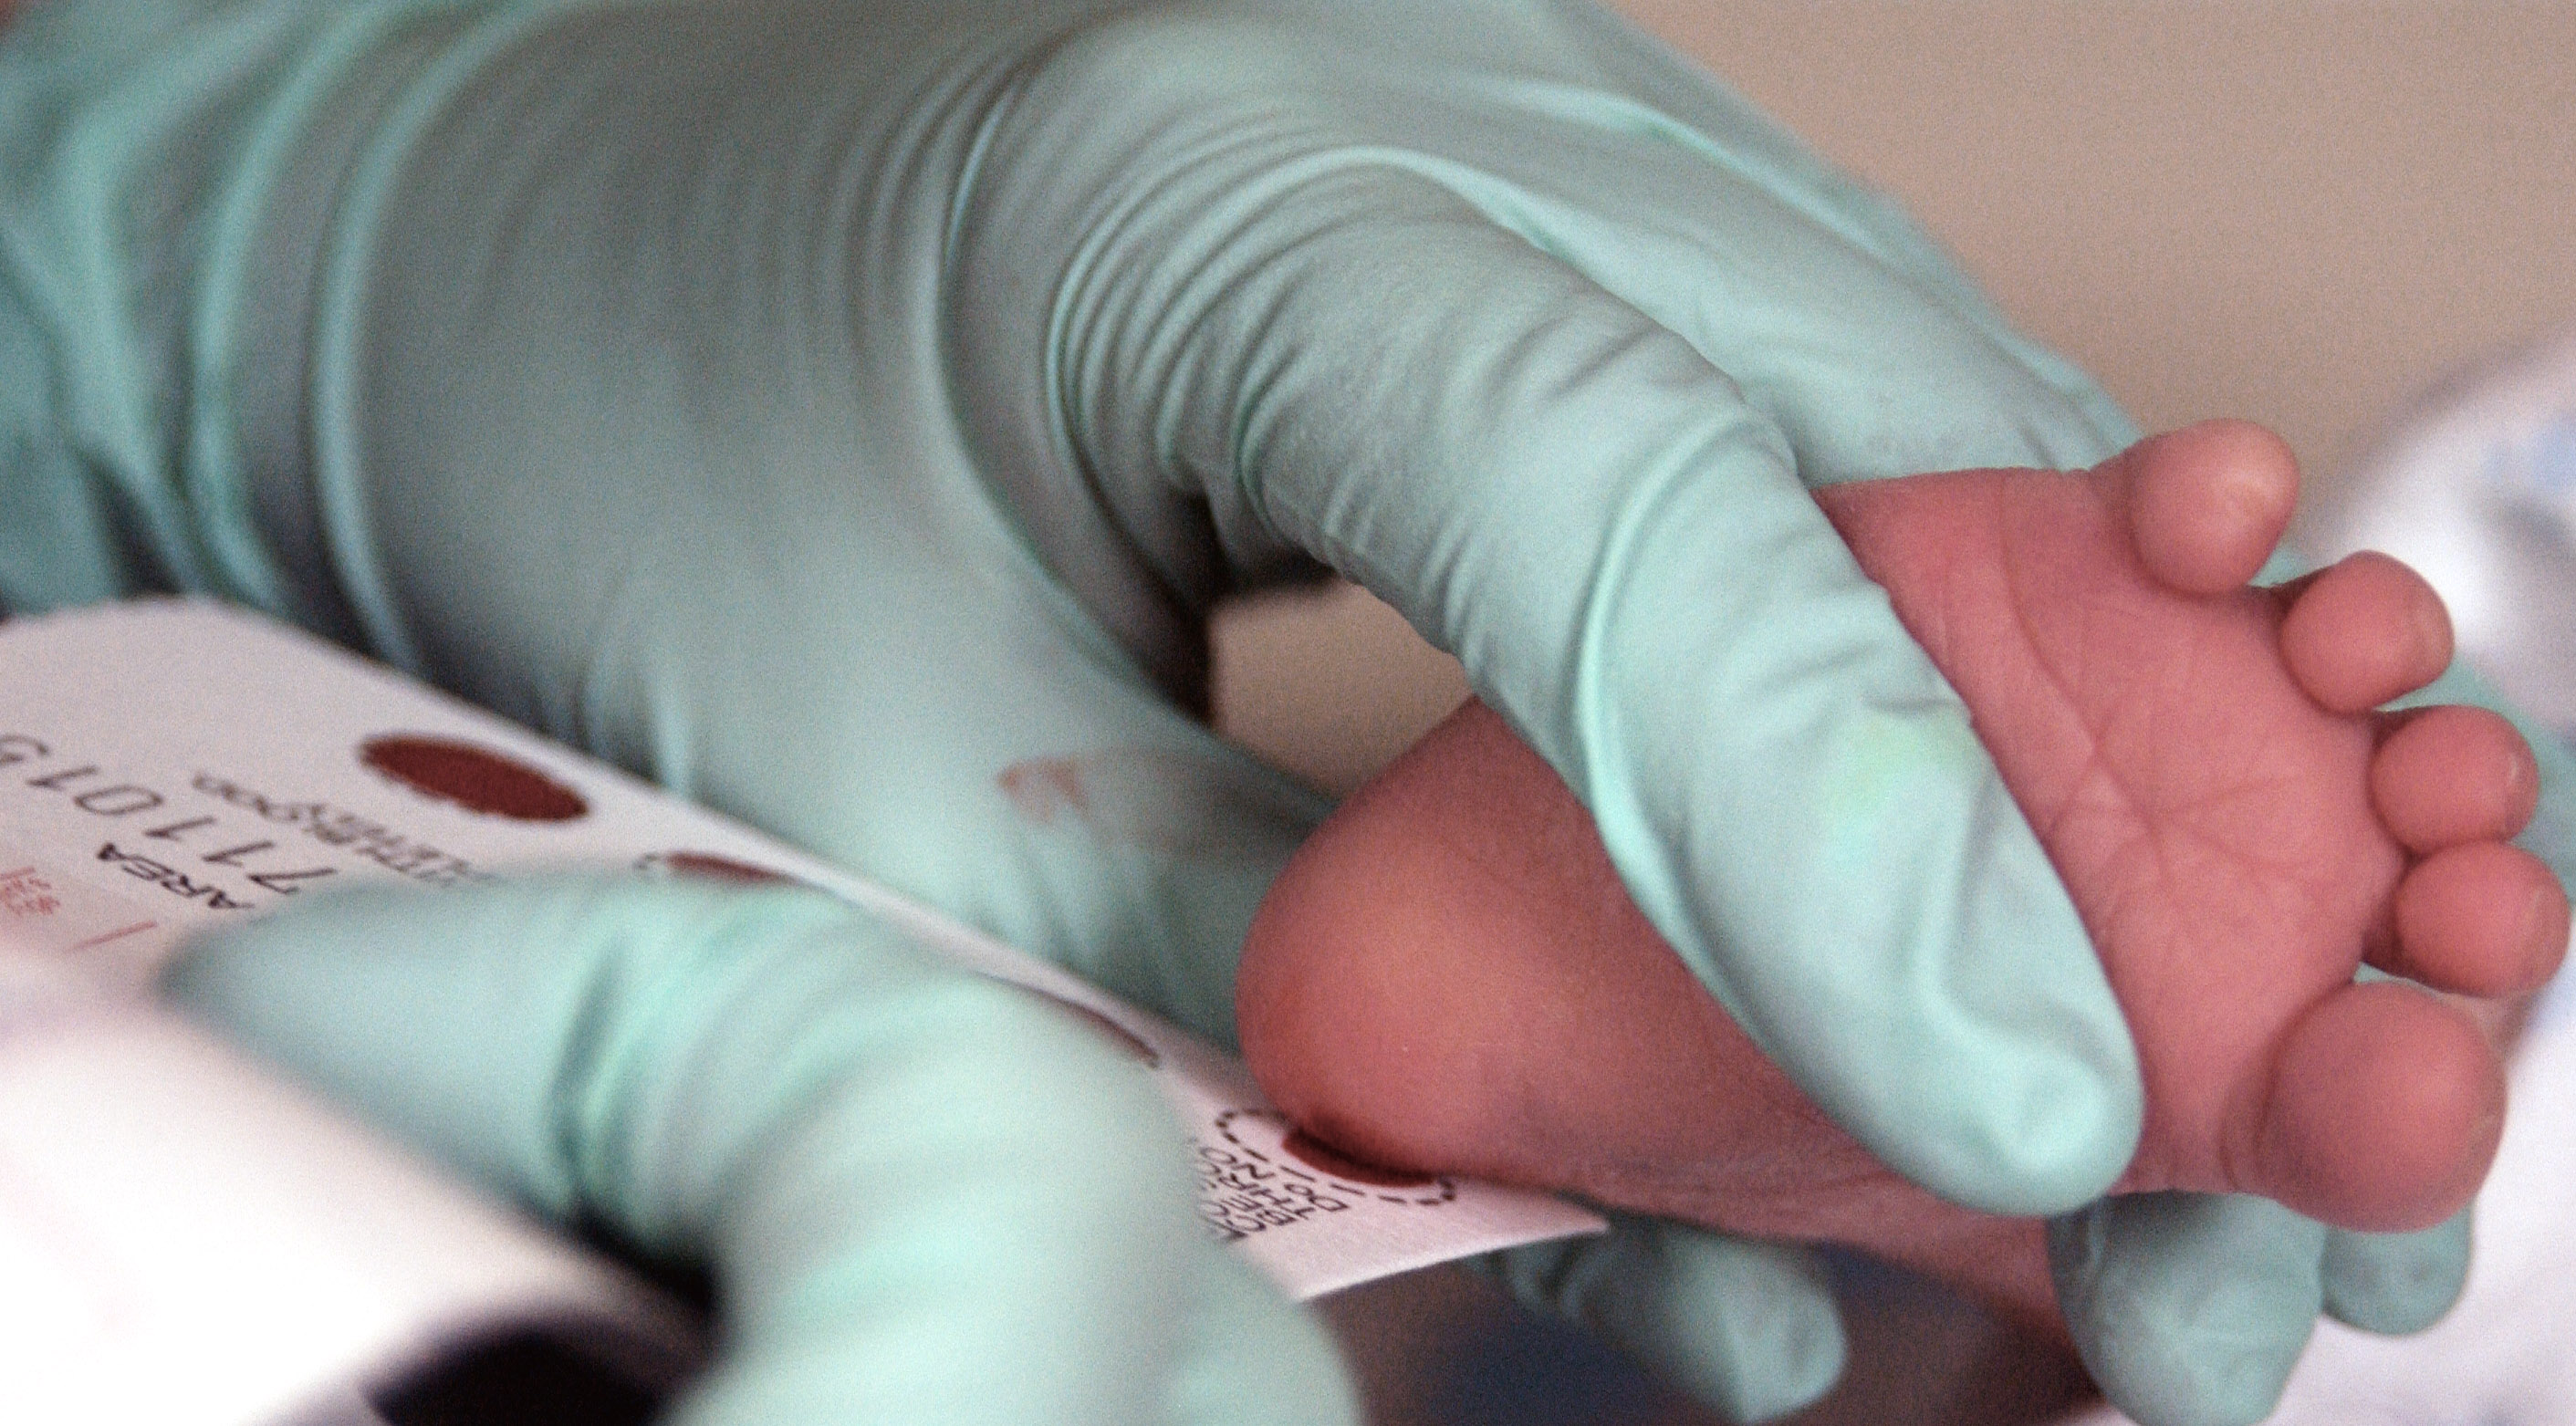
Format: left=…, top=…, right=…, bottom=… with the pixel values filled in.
left=286, top=3, right=1338, bottom=1044
left=1444, top=0, right=2115, bottom=410
left=1485, top=1213, right=1844, bottom=1423
left=2046, top=1192, right=2327, bottom=1426
left=165, top=876, right=1325, bottom=1426
left=1283, top=73, right=2140, bottom=485
left=955, top=86, right=2140, bottom=1212
left=2319, top=1211, right=2474, bottom=1336
left=1166, top=1249, right=1363, bottom=1426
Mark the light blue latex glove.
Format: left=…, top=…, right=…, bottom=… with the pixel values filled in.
left=5, top=0, right=2144, bottom=1189
left=2051, top=1195, right=2474, bottom=1426
left=164, top=876, right=1361, bottom=1426
left=2, top=0, right=2531, bottom=1418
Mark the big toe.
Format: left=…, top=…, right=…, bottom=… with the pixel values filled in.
left=2107, top=420, right=2300, bottom=595
left=2246, top=980, right=2505, bottom=1232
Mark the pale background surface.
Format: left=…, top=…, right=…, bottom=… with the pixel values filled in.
left=1243, top=5, right=2576, bottom=1421
left=1213, top=0, right=2576, bottom=797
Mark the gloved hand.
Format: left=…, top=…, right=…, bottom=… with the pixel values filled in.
left=164, top=876, right=1363, bottom=1426
left=3, top=0, right=2539, bottom=1419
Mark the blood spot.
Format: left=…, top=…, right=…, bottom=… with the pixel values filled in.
left=997, top=757, right=1087, bottom=825
left=1280, top=1129, right=1438, bottom=1189
left=359, top=735, right=588, bottom=823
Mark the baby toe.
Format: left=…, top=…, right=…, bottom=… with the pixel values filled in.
left=2380, top=842, right=2571, bottom=996
left=2279, top=552, right=2454, bottom=713
left=2113, top=421, right=2300, bottom=596
left=2372, top=705, right=2543, bottom=851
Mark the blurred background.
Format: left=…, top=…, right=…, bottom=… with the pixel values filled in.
left=1206, top=5, right=2576, bottom=1421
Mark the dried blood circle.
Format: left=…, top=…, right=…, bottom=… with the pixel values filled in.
left=1280, top=1129, right=1439, bottom=1189
left=359, top=735, right=588, bottom=823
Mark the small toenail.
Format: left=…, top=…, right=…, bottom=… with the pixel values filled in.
left=2521, top=884, right=2567, bottom=966
left=2413, top=596, right=2453, bottom=670
left=2508, top=744, right=2539, bottom=799
left=2219, top=461, right=2285, bottom=525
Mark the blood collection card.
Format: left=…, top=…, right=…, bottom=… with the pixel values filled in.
left=0, top=599, right=1603, bottom=1425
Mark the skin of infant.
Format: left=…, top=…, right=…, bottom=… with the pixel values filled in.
left=1238, top=422, right=2570, bottom=1335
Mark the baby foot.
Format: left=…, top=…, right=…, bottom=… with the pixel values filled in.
left=1236, top=422, right=2568, bottom=1319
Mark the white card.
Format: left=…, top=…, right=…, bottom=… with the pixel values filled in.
left=0, top=599, right=1603, bottom=1423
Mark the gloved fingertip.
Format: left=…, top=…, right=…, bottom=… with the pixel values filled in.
left=1491, top=1216, right=1844, bottom=1422
left=162, top=877, right=640, bottom=1042
left=1167, top=1251, right=1361, bottom=1426
left=158, top=890, right=335, bottom=1020
left=159, top=876, right=868, bottom=1219
left=1858, top=994, right=2141, bottom=1218
left=1929, top=1064, right=2143, bottom=1218
left=2320, top=1211, right=2473, bottom=1336
left=2048, top=1194, right=2325, bottom=1426
left=1760, top=786, right=2143, bottom=1217
left=160, top=880, right=538, bottom=1095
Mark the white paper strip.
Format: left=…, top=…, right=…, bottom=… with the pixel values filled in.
left=0, top=599, right=1603, bottom=1423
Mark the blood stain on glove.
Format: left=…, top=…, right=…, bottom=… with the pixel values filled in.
left=359, top=734, right=588, bottom=822
left=996, top=749, right=1321, bottom=857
